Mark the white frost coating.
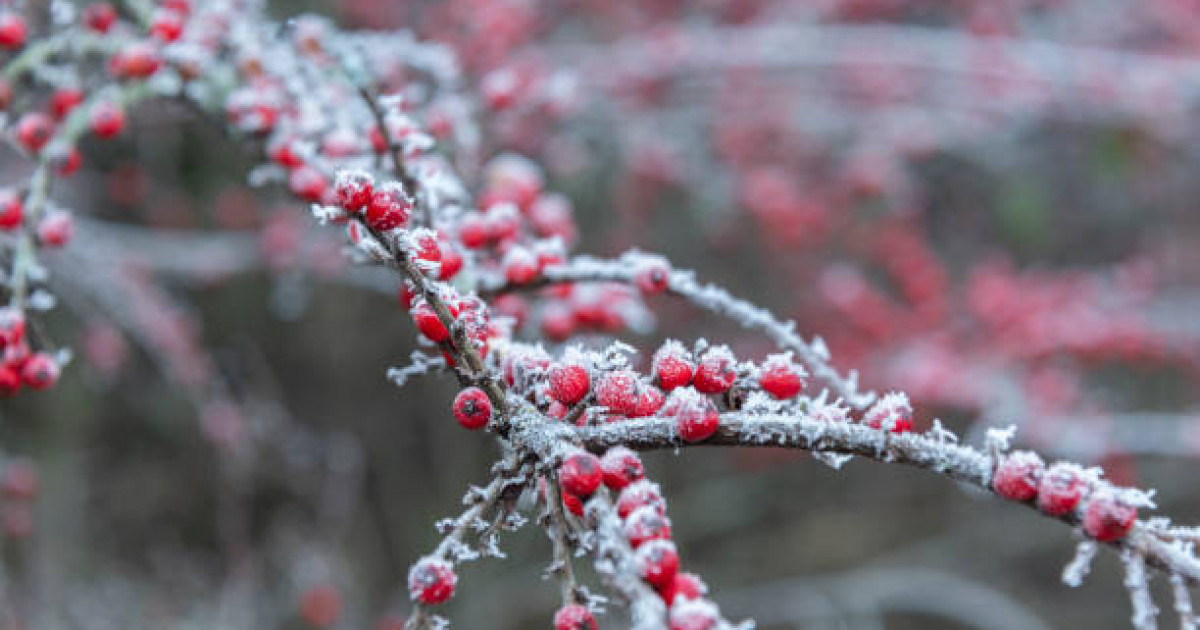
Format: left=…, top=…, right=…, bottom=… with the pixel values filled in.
left=1171, top=573, right=1197, bottom=630
left=1063, top=541, right=1098, bottom=588
left=1124, top=551, right=1160, bottom=630
left=862, top=391, right=911, bottom=431
left=585, top=495, right=668, bottom=630
left=387, top=350, right=446, bottom=387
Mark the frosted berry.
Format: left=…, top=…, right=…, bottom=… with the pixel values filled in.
left=0, top=190, right=22, bottom=230
left=412, top=230, right=442, bottom=266
left=503, top=246, right=539, bottom=284
left=268, top=137, right=306, bottom=167
left=51, top=146, right=82, bottom=177
left=653, top=342, right=694, bottom=391
left=15, top=112, right=54, bottom=153
left=548, top=361, right=590, bottom=406
left=693, top=346, right=737, bottom=394
left=863, top=392, right=914, bottom=433
left=452, top=387, right=492, bottom=430
left=632, top=385, right=665, bottom=417
left=993, top=451, right=1044, bottom=502
left=37, top=212, right=74, bottom=247
left=0, top=13, right=26, bottom=50
left=669, top=598, right=720, bottom=630
left=623, top=504, right=672, bottom=548
left=553, top=604, right=596, bottom=630
left=149, top=9, right=185, bottom=42
left=666, top=388, right=720, bottom=443
left=600, top=447, right=644, bottom=490
left=83, top=3, right=118, bottom=32
left=1037, top=463, right=1087, bottom=517
left=559, top=451, right=603, bottom=498
left=458, top=213, right=489, bottom=249
left=109, top=42, right=162, bottom=78
left=334, top=169, right=374, bottom=211
left=90, top=102, right=126, bottom=139
left=659, top=572, right=707, bottom=606
left=49, top=88, right=86, bottom=120
left=20, top=353, right=58, bottom=390
left=616, top=480, right=666, bottom=519
left=412, top=301, right=450, bottom=342
left=288, top=166, right=327, bottom=202
left=1082, top=493, right=1137, bottom=542
left=595, top=369, right=640, bottom=416
left=0, top=308, right=25, bottom=347
left=438, top=242, right=463, bottom=280
left=636, top=539, right=679, bottom=589
left=365, top=182, right=411, bottom=231
left=634, top=257, right=671, bottom=295
left=758, top=354, right=806, bottom=399
left=408, top=557, right=456, bottom=605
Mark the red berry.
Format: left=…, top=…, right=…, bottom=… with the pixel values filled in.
left=863, top=392, right=915, bottom=433
left=616, top=480, right=666, bottom=520
left=0, top=190, right=23, bottom=231
left=758, top=354, right=806, bottom=399
left=299, top=585, right=342, bottom=628
left=268, top=137, right=306, bottom=167
left=83, top=3, right=118, bottom=32
left=548, top=362, right=590, bottom=406
left=109, top=42, right=162, bottom=78
left=666, top=388, right=720, bottom=443
left=595, top=369, right=640, bottom=416
left=993, top=451, right=1044, bottom=502
left=362, top=178, right=410, bottom=228
left=2, top=460, right=37, bottom=501
left=624, top=504, right=672, bottom=548
left=1082, top=493, right=1137, bottom=542
left=0, top=308, right=25, bottom=347
left=559, top=451, right=603, bottom=498
left=669, top=598, right=720, bottom=630
left=634, top=257, right=671, bottom=295
left=600, top=447, right=644, bottom=491
left=553, top=604, right=597, bottom=630
left=503, top=246, right=539, bottom=284
left=15, top=112, right=54, bottom=153
left=49, top=88, right=86, bottom=120
left=636, top=539, right=679, bottom=589
left=694, top=346, right=737, bottom=394
left=632, top=385, right=665, bottom=418
left=561, top=490, right=584, bottom=516
left=412, top=230, right=441, bottom=266
left=541, top=304, right=575, bottom=342
left=149, top=9, right=185, bottom=42
left=407, top=557, right=456, bottom=605
left=457, top=213, right=489, bottom=249
left=288, top=166, right=327, bottom=202
left=1037, top=463, right=1087, bottom=517
left=0, top=13, right=27, bottom=50
left=0, top=365, right=20, bottom=396
left=412, top=301, right=449, bottom=342
left=333, top=169, right=374, bottom=211
left=653, top=342, right=694, bottom=391
left=438, top=242, right=463, bottom=280
left=37, top=212, right=73, bottom=247
left=658, top=572, right=707, bottom=606
left=51, top=146, right=82, bottom=177
left=90, top=101, right=126, bottom=138
left=20, top=353, right=58, bottom=390
left=452, top=387, right=492, bottom=430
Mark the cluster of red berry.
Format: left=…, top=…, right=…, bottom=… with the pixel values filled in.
left=993, top=452, right=1138, bottom=543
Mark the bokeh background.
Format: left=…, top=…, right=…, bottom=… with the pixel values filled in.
left=3, top=0, right=1200, bottom=628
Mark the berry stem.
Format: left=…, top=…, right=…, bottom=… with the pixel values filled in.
left=545, top=469, right=584, bottom=606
